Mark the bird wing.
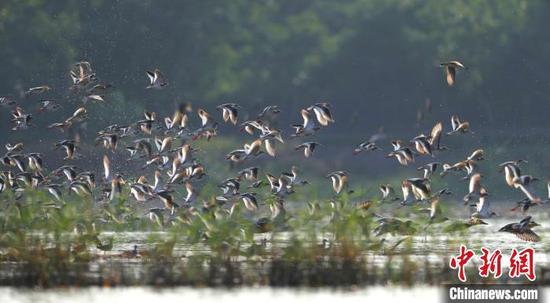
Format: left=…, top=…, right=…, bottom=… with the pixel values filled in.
left=403, top=148, right=414, bottom=163
left=429, top=122, right=443, bottom=148
left=161, top=137, right=172, bottom=152
left=312, top=107, right=329, bottom=126
left=266, top=174, right=278, bottom=189
left=222, top=107, right=230, bottom=122
left=264, top=139, right=276, bottom=157
left=246, top=139, right=262, bottom=155
left=154, top=69, right=166, bottom=82
left=379, top=186, right=389, bottom=198
left=146, top=71, right=156, bottom=84
left=519, top=216, right=532, bottom=228
left=515, top=230, right=541, bottom=242
left=430, top=197, right=441, bottom=219
left=517, top=183, right=540, bottom=202
left=154, top=137, right=163, bottom=151
left=79, top=64, right=86, bottom=80
left=446, top=66, right=456, bottom=86
left=228, top=107, right=238, bottom=125
left=401, top=181, right=411, bottom=201
left=477, top=196, right=488, bottom=214
left=451, top=115, right=460, bottom=131
left=103, top=155, right=111, bottom=181
left=171, top=110, right=183, bottom=128
left=451, top=61, right=465, bottom=69
left=185, top=183, right=194, bottom=201
left=304, top=146, right=312, bottom=158
left=198, top=109, right=210, bottom=126
left=301, top=110, right=312, bottom=128
left=469, top=173, right=481, bottom=194
left=65, top=144, right=75, bottom=159
left=504, top=166, right=516, bottom=187
left=329, top=175, right=340, bottom=194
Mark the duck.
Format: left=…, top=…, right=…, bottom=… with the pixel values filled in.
left=353, top=141, right=379, bottom=155
left=326, top=171, right=350, bottom=195
left=499, top=216, right=541, bottom=242
left=442, top=213, right=488, bottom=233
left=447, top=115, right=472, bottom=135
left=463, top=173, right=482, bottom=203
left=440, top=60, right=466, bottom=86
left=472, top=188, right=495, bottom=218
left=291, top=109, right=320, bottom=137
left=379, top=184, right=399, bottom=202
left=295, top=141, right=321, bottom=158
left=145, top=68, right=168, bottom=89
left=428, top=121, right=447, bottom=151
left=24, top=85, right=52, bottom=97
left=417, top=162, right=440, bottom=179
left=217, top=103, right=240, bottom=125
left=307, top=103, right=334, bottom=126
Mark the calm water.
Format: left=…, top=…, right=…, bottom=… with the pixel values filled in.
left=2, top=286, right=550, bottom=303
left=1, top=216, right=549, bottom=290
left=94, top=217, right=550, bottom=266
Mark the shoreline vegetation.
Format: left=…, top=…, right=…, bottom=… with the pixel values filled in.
left=0, top=191, right=544, bottom=287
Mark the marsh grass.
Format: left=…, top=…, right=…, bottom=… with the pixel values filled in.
left=0, top=190, right=542, bottom=287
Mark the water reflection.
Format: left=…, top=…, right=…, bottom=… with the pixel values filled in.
left=0, top=286, right=440, bottom=303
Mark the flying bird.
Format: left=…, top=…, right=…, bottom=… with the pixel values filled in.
left=447, top=115, right=472, bottom=135
left=295, top=141, right=321, bottom=158
left=217, top=103, right=240, bottom=125
left=353, top=141, right=379, bottom=155
left=499, top=216, right=541, bottom=242
left=440, top=61, right=466, bottom=86
left=24, top=85, right=52, bottom=97
left=146, top=68, right=168, bottom=89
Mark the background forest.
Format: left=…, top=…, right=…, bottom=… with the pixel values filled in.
left=1, top=0, right=549, bottom=200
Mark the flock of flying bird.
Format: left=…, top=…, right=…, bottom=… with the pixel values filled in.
left=0, top=59, right=546, bottom=248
